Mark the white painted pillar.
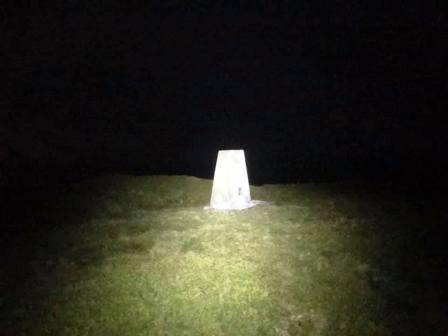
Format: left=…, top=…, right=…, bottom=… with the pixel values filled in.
left=210, top=149, right=252, bottom=210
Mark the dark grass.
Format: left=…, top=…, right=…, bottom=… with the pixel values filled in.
left=1, top=175, right=447, bottom=335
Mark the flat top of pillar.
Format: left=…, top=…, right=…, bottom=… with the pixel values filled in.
left=217, top=149, right=244, bottom=153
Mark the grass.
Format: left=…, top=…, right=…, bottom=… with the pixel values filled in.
left=1, top=175, right=447, bottom=335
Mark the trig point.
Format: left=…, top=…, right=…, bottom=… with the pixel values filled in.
left=210, top=149, right=253, bottom=210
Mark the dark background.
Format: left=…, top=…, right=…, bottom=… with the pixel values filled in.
left=1, top=1, right=447, bottom=189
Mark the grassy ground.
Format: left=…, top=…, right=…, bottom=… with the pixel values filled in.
left=1, top=175, right=447, bottom=335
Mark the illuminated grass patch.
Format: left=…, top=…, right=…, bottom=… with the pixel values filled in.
left=1, top=176, right=446, bottom=335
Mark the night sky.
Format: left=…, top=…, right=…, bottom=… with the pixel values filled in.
left=1, top=1, right=447, bottom=188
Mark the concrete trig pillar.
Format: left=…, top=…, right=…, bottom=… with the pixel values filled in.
left=210, top=149, right=252, bottom=210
